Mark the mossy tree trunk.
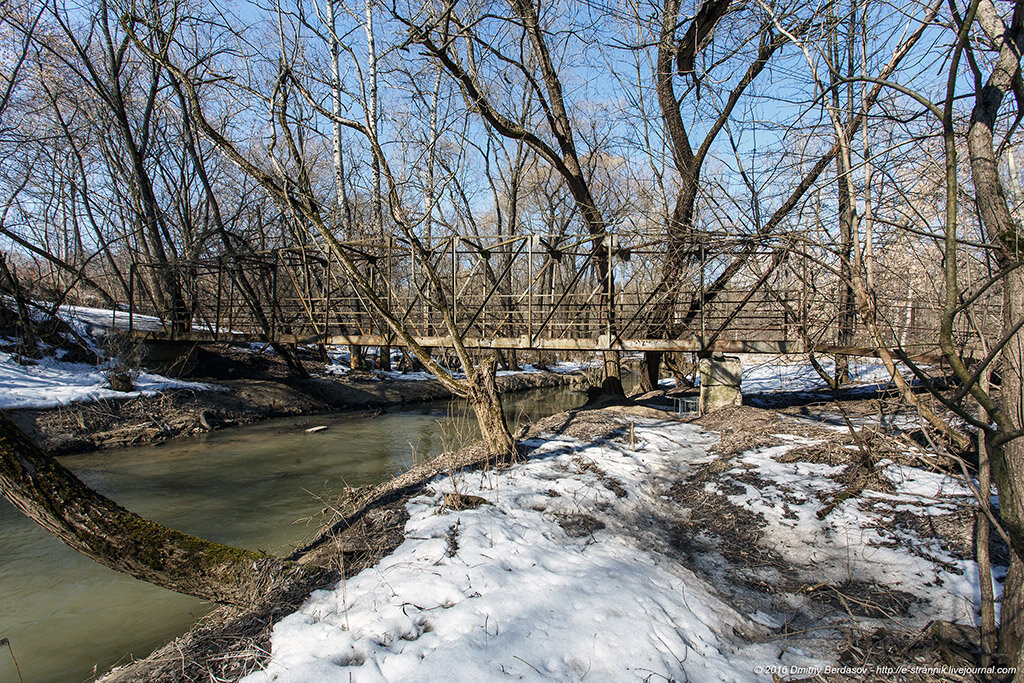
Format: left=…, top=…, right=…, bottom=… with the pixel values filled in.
left=0, top=412, right=301, bottom=606
left=467, top=357, right=516, bottom=460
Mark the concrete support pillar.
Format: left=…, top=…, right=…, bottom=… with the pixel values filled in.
left=698, top=354, right=742, bottom=413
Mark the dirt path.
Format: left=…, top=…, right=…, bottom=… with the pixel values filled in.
left=6, top=370, right=586, bottom=456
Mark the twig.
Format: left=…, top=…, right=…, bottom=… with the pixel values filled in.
left=0, top=637, right=24, bottom=683
left=513, top=654, right=543, bottom=674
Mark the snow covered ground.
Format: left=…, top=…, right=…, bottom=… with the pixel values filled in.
left=242, top=419, right=824, bottom=682
left=741, top=356, right=902, bottom=394
left=242, top=412, right=988, bottom=682
left=0, top=349, right=219, bottom=410
left=0, top=302, right=221, bottom=410
left=323, top=351, right=589, bottom=382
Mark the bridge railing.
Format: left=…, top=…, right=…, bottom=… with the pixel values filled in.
left=124, top=232, right=1001, bottom=356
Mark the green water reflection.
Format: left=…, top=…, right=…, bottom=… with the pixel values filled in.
left=0, top=384, right=586, bottom=682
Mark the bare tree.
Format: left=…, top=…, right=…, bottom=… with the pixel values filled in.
left=120, top=0, right=519, bottom=456
left=401, top=0, right=628, bottom=392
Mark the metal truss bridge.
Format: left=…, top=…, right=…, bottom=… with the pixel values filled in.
left=118, top=232, right=995, bottom=358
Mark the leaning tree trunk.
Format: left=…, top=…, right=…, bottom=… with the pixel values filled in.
left=0, top=412, right=303, bottom=605
left=467, top=357, right=516, bottom=460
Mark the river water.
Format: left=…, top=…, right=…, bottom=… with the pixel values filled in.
left=0, top=384, right=589, bottom=683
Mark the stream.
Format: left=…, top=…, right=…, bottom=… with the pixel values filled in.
left=0, top=383, right=593, bottom=682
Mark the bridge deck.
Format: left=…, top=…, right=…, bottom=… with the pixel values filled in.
left=128, top=329, right=939, bottom=358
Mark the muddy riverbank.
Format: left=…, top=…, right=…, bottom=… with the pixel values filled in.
left=7, top=368, right=588, bottom=456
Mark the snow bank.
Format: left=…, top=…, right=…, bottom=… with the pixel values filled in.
left=741, top=357, right=902, bottom=394
left=0, top=302, right=223, bottom=409
left=242, top=420, right=827, bottom=682
left=0, top=351, right=220, bottom=410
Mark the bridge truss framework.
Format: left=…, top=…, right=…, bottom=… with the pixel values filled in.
left=120, top=232, right=997, bottom=359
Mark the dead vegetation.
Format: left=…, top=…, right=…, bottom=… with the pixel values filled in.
left=660, top=402, right=1000, bottom=681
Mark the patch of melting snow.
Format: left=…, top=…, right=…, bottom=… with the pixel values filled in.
left=719, top=439, right=997, bottom=626
left=0, top=351, right=222, bottom=410
left=244, top=416, right=999, bottom=681
left=242, top=420, right=826, bottom=682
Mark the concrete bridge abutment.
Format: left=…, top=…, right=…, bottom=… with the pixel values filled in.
left=698, top=354, right=742, bottom=414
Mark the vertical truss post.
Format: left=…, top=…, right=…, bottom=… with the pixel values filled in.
left=215, top=257, right=223, bottom=339
left=324, top=250, right=332, bottom=336
left=801, top=253, right=808, bottom=334
left=606, top=234, right=614, bottom=342
left=368, top=254, right=375, bottom=335
left=699, top=242, right=706, bottom=346
left=270, top=257, right=278, bottom=341
left=528, top=235, right=534, bottom=345
left=387, top=235, right=393, bottom=327
left=452, top=236, right=457, bottom=329
left=128, top=263, right=135, bottom=335
left=227, top=270, right=235, bottom=337
left=412, top=239, right=421, bottom=334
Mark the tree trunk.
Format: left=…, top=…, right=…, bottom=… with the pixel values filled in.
left=350, top=344, right=365, bottom=370
left=977, top=368, right=997, bottom=668
left=638, top=351, right=662, bottom=394
left=0, top=412, right=303, bottom=606
left=467, top=357, right=516, bottom=460
left=601, top=351, right=624, bottom=397
left=830, top=2, right=856, bottom=386
left=272, top=342, right=309, bottom=378
left=995, top=269, right=1024, bottom=668
left=835, top=154, right=855, bottom=385
left=962, top=10, right=1024, bottom=668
